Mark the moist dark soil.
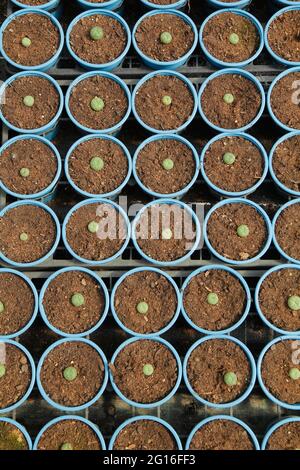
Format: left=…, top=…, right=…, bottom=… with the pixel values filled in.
left=40, top=341, right=105, bottom=407
left=0, top=205, right=57, bottom=264
left=37, top=419, right=102, bottom=450
left=275, top=203, right=300, bottom=261
left=0, top=421, right=28, bottom=450
left=203, top=136, right=264, bottom=192
left=110, top=339, right=178, bottom=404
left=0, top=138, right=58, bottom=195
left=189, top=420, right=254, bottom=450
left=148, top=0, right=180, bottom=3
left=272, top=134, right=300, bottom=192
left=261, top=340, right=300, bottom=404
left=16, top=0, right=50, bottom=4
left=135, top=75, right=195, bottom=131
left=42, top=270, right=106, bottom=335
left=266, top=422, right=300, bottom=450
left=206, top=203, right=268, bottom=261
left=201, top=74, right=262, bottom=129
left=270, top=72, right=300, bottom=130
left=68, top=138, right=128, bottom=195
left=113, top=420, right=178, bottom=450
left=268, top=10, right=300, bottom=63
left=187, top=338, right=251, bottom=404
left=183, top=269, right=247, bottom=331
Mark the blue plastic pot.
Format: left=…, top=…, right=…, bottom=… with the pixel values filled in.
left=133, top=134, right=199, bottom=199
left=272, top=198, right=300, bottom=264
left=199, top=68, right=265, bottom=133
left=269, top=132, right=300, bottom=197
left=0, top=9, right=64, bottom=72
left=132, top=198, right=201, bottom=267
left=181, top=265, right=251, bottom=335
left=272, top=0, right=300, bottom=8
left=132, top=70, right=197, bottom=134
left=257, top=335, right=300, bottom=410
left=110, top=336, right=182, bottom=408
left=0, top=417, right=32, bottom=450
left=62, top=198, right=130, bottom=266
left=76, top=0, right=124, bottom=11
left=133, top=10, right=198, bottom=70
left=65, top=71, right=131, bottom=135
left=204, top=198, right=272, bottom=265
left=0, top=339, right=35, bottom=414
left=37, top=338, right=108, bottom=412
left=39, top=267, right=109, bottom=338
left=140, top=0, right=187, bottom=9
left=109, top=415, right=182, bottom=450
left=111, top=267, right=181, bottom=337
left=0, top=268, right=38, bottom=339
left=65, top=134, right=132, bottom=199
left=67, top=10, right=131, bottom=71
left=200, top=132, right=268, bottom=197
left=33, top=415, right=106, bottom=450
left=0, top=200, right=61, bottom=268
left=200, top=9, right=264, bottom=68
left=185, top=415, right=260, bottom=450
left=183, top=335, right=256, bottom=409
left=11, top=0, right=61, bottom=14
left=206, top=0, right=252, bottom=8
left=0, top=135, right=61, bottom=201
left=262, top=416, right=300, bottom=450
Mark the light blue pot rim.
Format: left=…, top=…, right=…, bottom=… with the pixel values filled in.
left=65, top=71, right=131, bottom=134
left=272, top=198, right=300, bottom=265
left=132, top=69, right=198, bottom=134
left=0, top=134, right=62, bottom=200
left=0, top=268, right=38, bottom=339
left=36, top=337, right=109, bottom=412
left=140, top=0, right=187, bottom=9
left=200, top=9, right=264, bottom=68
left=200, top=132, right=268, bottom=197
left=0, top=417, right=32, bottom=450
left=77, top=0, right=123, bottom=8
left=133, top=133, right=200, bottom=199
left=111, top=266, right=181, bottom=337
left=109, top=415, right=183, bottom=450
left=261, top=416, right=300, bottom=450
left=185, top=415, right=260, bottom=450
left=65, top=134, right=132, bottom=199
left=0, top=200, right=61, bottom=268
left=207, top=0, right=252, bottom=7
left=269, top=132, right=300, bottom=197
left=109, top=336, right=182, bottom=408
left=0, top=339, right=36, bottom=414
left=39, top=267, right=109, bottom=338
left=131, top=198, right=201, bottom=267
left=33, top=415, right=106, bottom=450
left=66, top=9, right=131, bottom=70
left=274, top=0, right=300, bottom=5
left=11, top=0, right=59, bottom=9
left=204, top=198, right=272, bottom=265
left=257, top=335, right=300, bottom=410
left=198, top=68, right=265, bottom=133
left=181, top=264, right=251, bottom=335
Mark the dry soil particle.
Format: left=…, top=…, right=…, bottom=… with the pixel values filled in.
left=16, top=0, right=50, bottom=4
left=268, top=10, right=300, bottom=63
left=261, top=340, right=300, bottom=404
left=0, top=205, right=57, bottom=264
left=206, top=203, right=268, bottom=262
left=36, top=420, right=102, bottom=450
left=42, top=271, right=106, bottom=335
left=272, top=134, right=300, bottom=192
left=148, top=0, right=180, bottom=3
left=111, top=339, right=178, bottom=404
left=266, top=422, right=300, bottom=450
left=270, top=72, right=300, bottom=130
left=183, top=269, right=247, bottom=331
left=201, top=74, right=262, bottom=129
left=275, top=203, right=300, bottom=261
left=40, top=341, right=105, bottom=407
left=0, top=422, right=28, bottom=450
left=0, top=138, right=58, bottom=195
left=189, top=420, right=254, bottom=451
left=134, top=75, right=195, bottom=131
left=113, top=420, right=178, bottom=450
left=203, top=136, right=264, bottom=192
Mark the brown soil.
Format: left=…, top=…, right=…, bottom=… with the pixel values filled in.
left=69, top=14, right=127, bottom=65
left=266, top=422, right=300, bottom=450
left=37, top=419, right=102, bottom=450
left=203, top=136, right=264, bottom=192
left=0, top=138, right=58, bottom=195
left=68, top=138, right=128, bottom=195
left=201, top=74, right=262, bottom=129
left=148, top=0, right=180, bottom=3
left=187, top=338, right=251, bottom=404
left=114, top=270, right=178, bottom=334
left=189, top=420, right=254, bottom=450
left=0, top=205, right=57, bottom=264
left=40, top=341, right=105, bottom=407
left=0, top=343, right=31, bottom=410
left=110, top=339, right=178, bottom=404
left=270, top=72, right=300, bottom=130
left=203, top=12, right=259, bottom=63
left=2, top=13, right=59, bottom=67
left=206, top=203, right=268, bottom=261
left=135, top=75, right=195, bottom=131
left=42, top=270, right=106, bottom=335
left=183, top=269, right=247, bottom=331
left=69, top=75, right=128, bottom=131
left=268, top=10, right=300, bottom=63
left=0, top=272, right=35, bottom=336
left=0, top=421, right=28, bottom=450
left=272, top=134, right=300, bottom=192
left=261, top=340, right=300, bottom=404
left=113, top=420, right=178, bottom=450
left=17, top=0, right=50, bottom=4
left=275, top=203, right=300, bottom=261
left=136, top=138, right=196, bottom=195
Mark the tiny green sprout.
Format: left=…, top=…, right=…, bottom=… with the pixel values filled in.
left=237, top=225, right=250, bottom=238
left=289, top=368, right=300, bottom=381
left=143, top=364, right=154, bottom=377
left=19, top=167, right=30, bottom=178
left=229, top=33, right=239, bottom=45
left=90, top=156, right=104, bottom=172
left=162, top=158, right=174, bottom=171
left=207, top=292, right=219, bottom=306
left=71, top=293, right=85, bottom=308
left=223, top=93, right=234, bottom=105
left=0, top=301, right=4, bottom=314
left=137, top=301, right=149, bottom=315
left=162, top=95, right=172, bottom=106
left=63, top=366, right=77, bottom=382
left=19, top=232, right=29, bottom=242
left=288, top=295, right=300, bottom=311
left=223, top=152, right=236, bottom=165
left=87, top=221, right=99, bottom=234
left=23, top=95, right=34, bottom=107
left=0, top=364, right=6, bottom=379
left=162, top=228, right=173, bottom=240
left=160, top=31, right=172, bottom=45
left=90, top=26, right=104, bottom=41
left=224, top=371, right=238, bottom=386
left=21, top=37, right=31, bottom=48
left=90, top=96, right=105, bottom=112
left=60, top=442, right=73, bottom=451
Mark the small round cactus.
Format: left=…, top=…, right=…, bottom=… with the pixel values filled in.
left=160, top=32, right=172, bottom=45
left=224, top=371, right=237, bottom=386
left=87, top=221, right=99, bottom=234
left=19, top=167, right=30, bottom=178
left=61, top=442, right=73, bottom=451
left=223, top=152, right=236, bottom=165
left=143, top=364, right=154, bottom=376
left=136, top=301, right=149, bottom=315
left=0, top=364, right=6, bottom=378
left=223, top=93, right=234, bottom=105
left=207, top=292, right=219, bottom=306
left=21, top=37, right=31, bottom=48
left=63, top=366, right=78, bottom=382
left=71, top=293, right=85, bottom=308
left=23, top=96, right=35, bottom=107
left=229, top=33, right=239, bottom=45
left=90, top=156, right=104, bottom=172
left=288, top=295, right=300, bottom=311
left=237, top=225, right=250, bottom=238
left=90, top=97, right=105, bottom=112
left=0, top=301, right=4, bottom=314
left=162, top=95, right=172, bottom=106
left=162, top=158, right=174, bottom=171
left=19, top=232, right=29, bottom=242
left=162, top=228, right=173, bottom=240
left=289, top=368, right=300, bottom=381
left=90, top=26, right=104, bottom=41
